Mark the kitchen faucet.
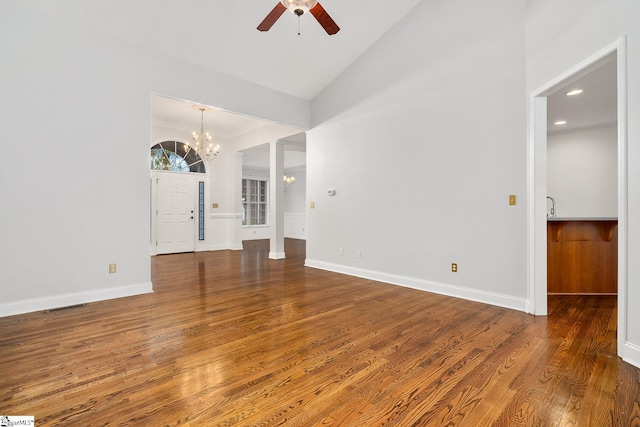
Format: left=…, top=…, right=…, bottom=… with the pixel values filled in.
left=547, top=196, right=556, bottom=218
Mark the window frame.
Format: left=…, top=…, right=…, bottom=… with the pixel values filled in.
left=150, top=140, right=206, bottom=174
left=242, top=177, right=269, bottom=227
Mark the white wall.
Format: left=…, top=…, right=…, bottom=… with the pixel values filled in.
left=526, top=0, right=640, bottom=366
left=284, top=167, right=306, bottom=239
left=547, top=125, right=617, bottom=217
left=0, top=2, right=309, bottom=316
left=307, top=0, right=528, bottom=309
left=206, top=146, right=237, bottom=250
left=284, top=167, right=306, bottom=213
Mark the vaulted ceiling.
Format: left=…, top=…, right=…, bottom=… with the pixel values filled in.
left=21, top=1, right=617, bottom=151
left=20, top=0, right=423, bottom=100
left=20, top=0, right=422, bottom=166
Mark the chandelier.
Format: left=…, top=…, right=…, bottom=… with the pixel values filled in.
left=192, top=107, right=220, bottom=160
left=283, top=175, right=296, bottom=191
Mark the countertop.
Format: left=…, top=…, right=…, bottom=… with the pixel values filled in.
left=547, top=217, right=618, bottom=221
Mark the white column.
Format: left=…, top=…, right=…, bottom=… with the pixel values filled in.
left=230, top=152, right=245, bottom=250
left=269, top=141, right=285, bottom=259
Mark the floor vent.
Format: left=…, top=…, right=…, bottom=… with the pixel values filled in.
left=47, top=304, right=86, bottom=313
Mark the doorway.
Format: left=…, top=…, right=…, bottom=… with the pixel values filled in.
left=528, top=38, right=628, bottom=357
left=545, top=53, right=618, bottom=295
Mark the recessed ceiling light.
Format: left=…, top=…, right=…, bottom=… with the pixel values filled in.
left=566, top=89, right=583, bottom=96
left=554, top=120, right=567, bottom=125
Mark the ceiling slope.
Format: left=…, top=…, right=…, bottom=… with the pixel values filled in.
left=16, top=0, right=423, bottom=100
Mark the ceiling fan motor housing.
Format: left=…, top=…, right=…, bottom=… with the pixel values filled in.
left=281, top=0, right=318, bottom=15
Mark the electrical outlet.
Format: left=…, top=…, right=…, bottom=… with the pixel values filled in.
left=338, top=247, right=344, bottom=256
left=355, top=250, right=362, bottom=258
left=212, top=203, right=219, bottom=208
left=451, top=263, right=458, bottom=272
left=109, top=264, right=117, bottom=274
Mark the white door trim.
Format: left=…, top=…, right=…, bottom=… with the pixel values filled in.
left=527, top=37, right=629, bottom=361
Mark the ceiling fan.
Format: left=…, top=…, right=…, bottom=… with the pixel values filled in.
left=257, top=0, right=340, bottom=35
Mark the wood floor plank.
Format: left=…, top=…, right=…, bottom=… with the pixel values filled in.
left=1, top=239, right=639, bottom=426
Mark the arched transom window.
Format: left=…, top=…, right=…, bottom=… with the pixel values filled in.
left=151, top=141, right=206, bottom=173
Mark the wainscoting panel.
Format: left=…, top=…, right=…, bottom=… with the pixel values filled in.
left=285, top=212, right=306, bottom=240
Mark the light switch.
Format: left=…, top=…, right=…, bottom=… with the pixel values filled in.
left=509, top=195, right=516, bottom=206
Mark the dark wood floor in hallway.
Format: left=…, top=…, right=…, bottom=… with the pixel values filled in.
left=1, top=239, right=639, bottom=426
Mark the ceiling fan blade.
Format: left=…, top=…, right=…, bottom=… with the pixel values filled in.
left=257, top=2, right=287, bottom=32
left=310, top=2, right=340, bottom=35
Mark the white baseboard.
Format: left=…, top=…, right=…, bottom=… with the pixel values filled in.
left=285, top=232, right=307, bottom=239
left=208, top=244, right=230, bottom=251
left=269, top=251, right=286, bottom=260
left=0, top=282, right=153, bottom=318
left=207, top=243, right=244, bottom=251
left=621, top=341, right=640, bottom=369
left=304, top=259, right=527, bottom=312
left=525, top=299, right=535, bottom=314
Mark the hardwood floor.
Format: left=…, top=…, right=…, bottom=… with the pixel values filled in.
left=1, top=239, right=639, bottom=426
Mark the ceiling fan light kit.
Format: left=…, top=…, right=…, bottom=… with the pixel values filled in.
left=282, top=0, right=318, bottom=15
left=257, top=0, right=340, bottom=35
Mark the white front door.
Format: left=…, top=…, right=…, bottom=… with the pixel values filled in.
left=156, top=171, right=196, bottom=254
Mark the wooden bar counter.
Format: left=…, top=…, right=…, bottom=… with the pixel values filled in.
left=547, top=218, right=618, bottom=294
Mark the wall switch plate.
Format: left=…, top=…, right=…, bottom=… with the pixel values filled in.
left=109, top=264, right=117, bottom=274
left=509, top=195, right=517, bottom=206
left=310, top=201, right=315, bottom=208
left=451, top=263, right=458, bottom=272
